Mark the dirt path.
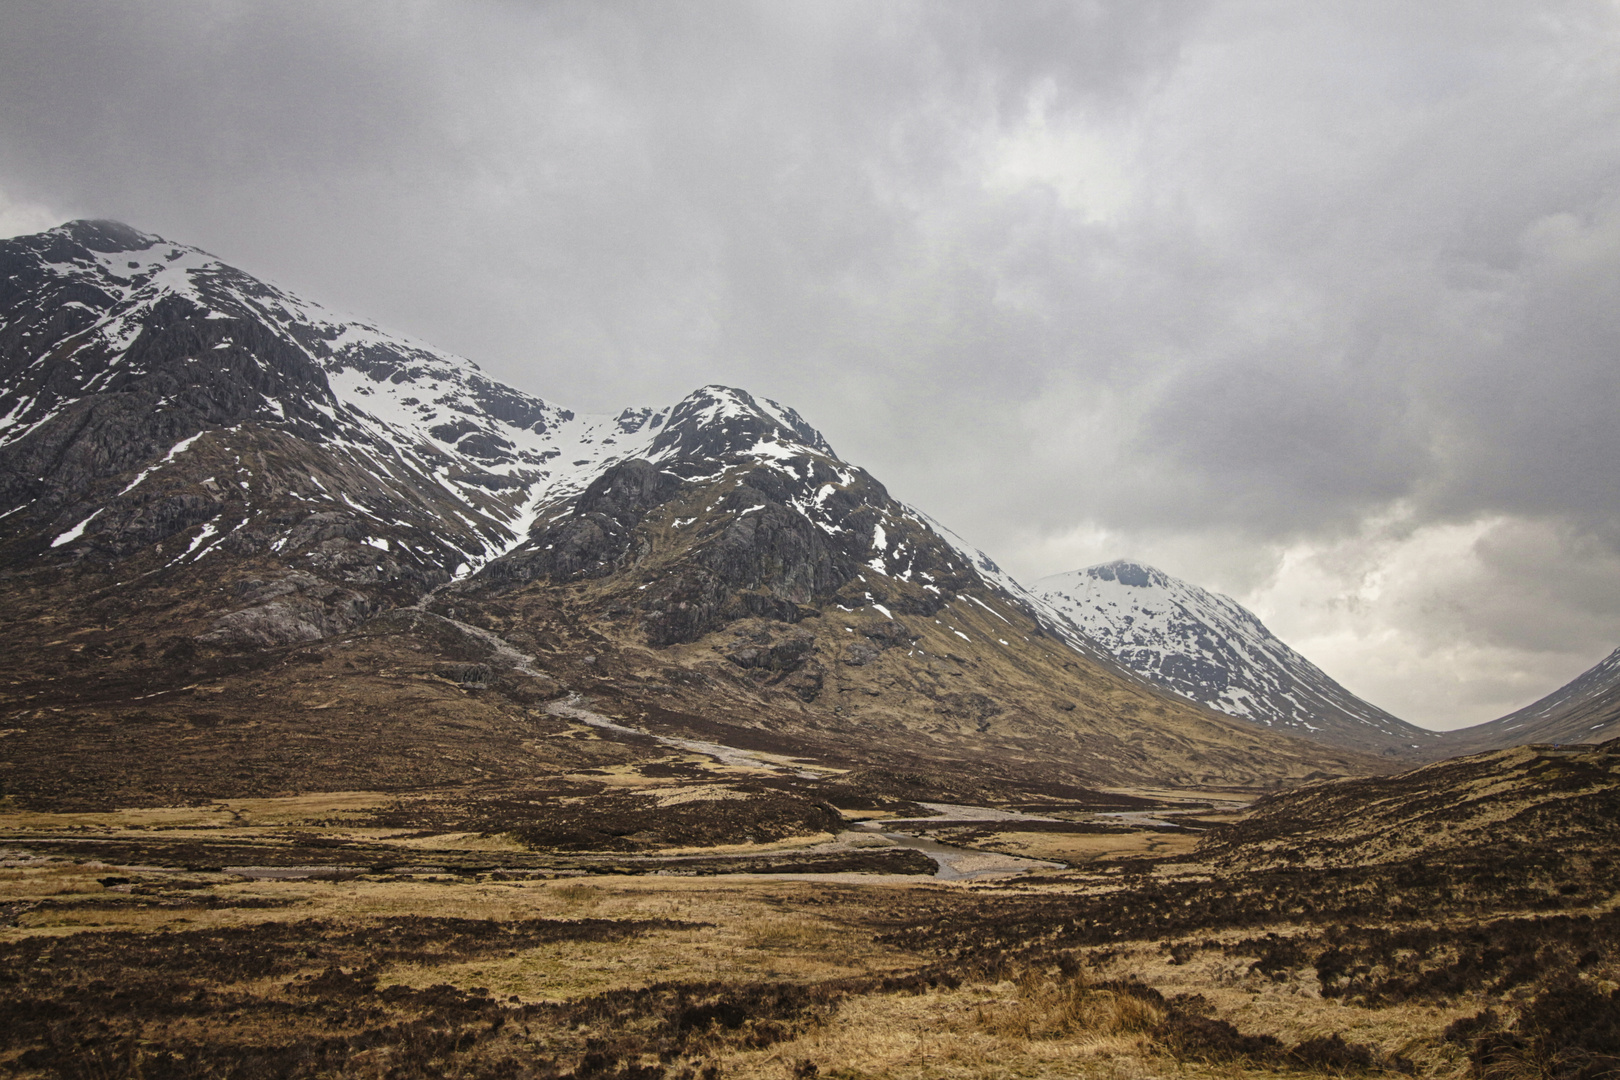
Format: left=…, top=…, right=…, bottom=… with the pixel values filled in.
left=543, top=694, right=836, bottom=775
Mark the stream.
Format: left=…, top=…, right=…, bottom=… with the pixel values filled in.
left=853, top=825, right=1060, bottom=881
left=545, top=697, right=1059, bottom=879
left=397, top=608, right=1068, bottom=881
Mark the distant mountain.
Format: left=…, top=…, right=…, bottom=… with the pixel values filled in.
left=1033, top=560, right=1443, bottom=758
left=1441, top=645, right=1620, bottom=755
left=0, top=221, right=1376, bottom=811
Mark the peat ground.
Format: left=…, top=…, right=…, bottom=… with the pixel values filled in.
left=3, top=748, right=1618, bottom=1080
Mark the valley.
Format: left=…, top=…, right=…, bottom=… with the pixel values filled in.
left=4, top=736, right=1617, bottom=1079
left=2, top=219, right=1618, bottom=1079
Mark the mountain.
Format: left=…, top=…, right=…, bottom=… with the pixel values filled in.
left=1440, top=644, right=1620, bottom=755
left=0, top=218, right=674, bottom=591
left=0, top=220, right=1379, bottom=817
left=1032, top=560, right=1443, bottom=758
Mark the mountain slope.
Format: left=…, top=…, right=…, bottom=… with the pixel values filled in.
left=0, top=219, right=679, bottom=588
left=0, top=220, right=1380, bottom=812
left=1033, top=560, right=1442, bottom=758
left=1440, top=644, right=1620, bottom=755
left=1203, top=736, right=1620, bottom=875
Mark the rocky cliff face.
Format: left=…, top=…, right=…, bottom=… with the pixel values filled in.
left=0, top=220, right=1380, bottom=804
left=1034, top=560, right=1443, bottom=758
left=470, top=415, right=987, bottom=646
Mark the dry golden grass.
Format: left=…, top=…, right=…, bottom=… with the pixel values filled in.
left=0, top=848, right=1578, bottom=1080
left=550, top=880, right=608, bottom=912
left=1081, top=935, right=1480, bottom=1077
left=966, top=829, right=1202, bottom=863
left=6, top=771, right=1606, bottom=1080
left=719, top=978, right=1172, bottom=1080
left=0, top=791, right=393, bottom=833
left=738, top=914, right=840, bottom=951
left=973, top=970, right=1165, bottom=1041
left=375, top=922, right=721, bottom=1002
left=0, top=861, right=111, bottom=901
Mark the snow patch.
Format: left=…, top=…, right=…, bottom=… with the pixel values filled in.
left=51, top=509, right=104, bottom=548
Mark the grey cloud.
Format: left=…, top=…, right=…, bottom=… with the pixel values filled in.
left=3, top=0, right=1620, bottom=725
left=0, top=2, right=434, bottom=193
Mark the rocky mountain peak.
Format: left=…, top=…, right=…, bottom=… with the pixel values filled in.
left=57, top=218, right=165, bottom=253
left=649, top=384, right=836, bottom=461
left=0, top=222, right=974, bottom=637
left=1084, top=559, right=1166, bottom=589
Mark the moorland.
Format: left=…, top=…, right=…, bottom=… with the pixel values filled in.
left=4, top=733, right=1618, bottom=1080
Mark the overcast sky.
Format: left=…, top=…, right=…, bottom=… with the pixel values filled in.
left=4, top=0, right=1619, bottom=729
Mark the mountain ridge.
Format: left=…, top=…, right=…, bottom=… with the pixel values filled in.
left=0, top=219, right=1382, bottom=811
left=0, top=219, right=1138, bottom=666
left=1440, top=643, right=1620, bottom=754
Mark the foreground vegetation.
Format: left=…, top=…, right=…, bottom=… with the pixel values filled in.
left=3, top=740, right=1617, bottom=1080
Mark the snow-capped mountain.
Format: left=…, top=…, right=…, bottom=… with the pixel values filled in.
left=0, top=220, right=1380, bottom=794
left=0, top=220, right=799, bottom=576
left=0, top=220, right=1123, bottom=654
left=1033, top=560, right=1444, bottom=757
left=0, top=220, right=1070, bottom=651
left=0, top=224, right=882, bottom=570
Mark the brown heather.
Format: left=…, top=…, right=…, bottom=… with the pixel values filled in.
left=2, top=735, right=1618, bottom=1080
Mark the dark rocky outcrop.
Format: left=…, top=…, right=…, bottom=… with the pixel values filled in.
left=198, top=572, right=380, bottom=647
left=471, top=438, right=988, bottom=647
left=479, top=460, right=689, bottom=588
left=844, top=641, right=883, bottom=666
left=863, top=620, right=919, bottom=648
left=722, top=628, right=817, bottom=673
